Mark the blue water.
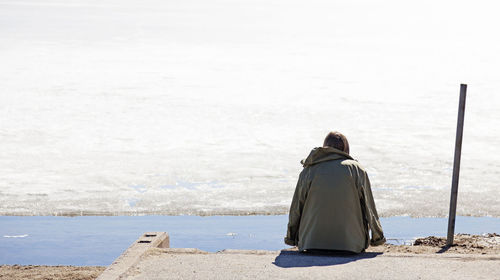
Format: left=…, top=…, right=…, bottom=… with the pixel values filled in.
left=1, top=215, right=499, bottom=266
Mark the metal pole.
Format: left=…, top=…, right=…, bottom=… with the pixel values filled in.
left=446, top=84, right=467, bottom=246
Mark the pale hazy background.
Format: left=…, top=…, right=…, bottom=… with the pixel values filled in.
left=1, top=0, right=499, bottom=216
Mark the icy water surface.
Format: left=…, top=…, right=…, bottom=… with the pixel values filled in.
left=1, top=0, right=499, bottom=216
left=1, top=216, right=499, bottom=266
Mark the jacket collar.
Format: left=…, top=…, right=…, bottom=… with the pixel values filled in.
left=301, top=147, right=353, bottom=167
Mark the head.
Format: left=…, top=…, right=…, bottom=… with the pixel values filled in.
left=323, top=131, right=350, bottom=154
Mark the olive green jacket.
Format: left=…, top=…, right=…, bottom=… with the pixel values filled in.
left=285, top=147, right=385, bottom=253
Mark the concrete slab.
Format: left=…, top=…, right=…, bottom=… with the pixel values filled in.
left=99, top=233, right=500, bottom=280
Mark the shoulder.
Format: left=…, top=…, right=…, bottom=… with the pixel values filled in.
left=341, top=158, right=363, bottom=168
left=341, top=159, right=368, bottom=175
left=300, top=165, right=313, bottom=178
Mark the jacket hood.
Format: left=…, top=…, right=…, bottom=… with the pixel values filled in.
left=301, top=147, right=353, bottom=167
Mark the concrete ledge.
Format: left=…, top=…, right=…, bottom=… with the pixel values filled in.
left=99, top=233, right=500, bottom=280
left=97, top=232, right=169, bottom=280
left=120, top=249, right=500, bottom=280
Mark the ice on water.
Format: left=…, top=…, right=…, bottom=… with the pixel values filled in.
left=1, top=0, right=499, bottom=216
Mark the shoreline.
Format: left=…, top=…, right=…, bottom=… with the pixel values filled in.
left=2, top=212, right=500, bottom=218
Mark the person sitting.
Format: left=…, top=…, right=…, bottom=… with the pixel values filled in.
left=285, top=131, right=385, bottom=253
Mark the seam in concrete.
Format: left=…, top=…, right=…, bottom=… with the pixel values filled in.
left=217, top=249, right=280, bottom=255
left=375, top=253, right=499, bottom=260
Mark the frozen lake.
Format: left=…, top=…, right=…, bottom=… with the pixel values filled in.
left=1, top=0, right=499, bottom=217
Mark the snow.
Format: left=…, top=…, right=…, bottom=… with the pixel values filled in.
left=0, top=0, right=499, bottom=216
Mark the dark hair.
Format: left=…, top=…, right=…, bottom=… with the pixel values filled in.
left=323, top=131, right=350, bottom=154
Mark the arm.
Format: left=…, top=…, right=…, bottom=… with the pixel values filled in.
left=359, top=171, right=386, bottom=246
left=285, top=169, right=308, bottom=246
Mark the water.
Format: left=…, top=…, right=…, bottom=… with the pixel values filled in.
left=1, top=0, right=499, bottom=217
left=1, top=215, right=499, bottom=266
